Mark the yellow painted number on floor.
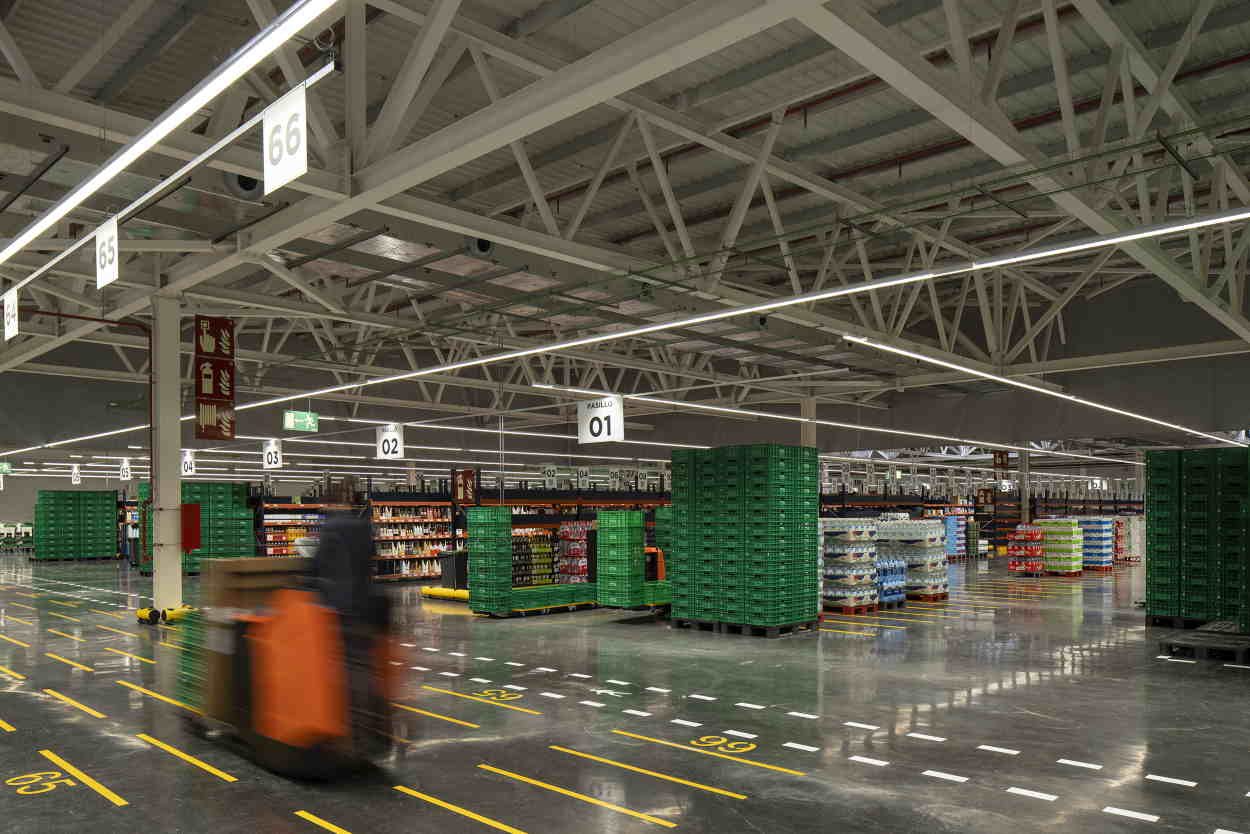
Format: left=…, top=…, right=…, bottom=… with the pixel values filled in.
left=6, top=772, right=76, bottom=795
left=690, top=735, right=757, bottom=754
left=472, top=689, right=523, bottom=701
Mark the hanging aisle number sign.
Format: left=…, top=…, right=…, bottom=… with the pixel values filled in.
left=577, top=395, right=623, bottom=444
left=95, top=216, right=119, bottom=289
left=376, top=424, right=404, bottom=459
left=71, top=464, right=81, bottom=485
left=263, top=84, right=307, bottom=195
left=542, top=464, right=558, bottom=490
left=576, top=466, right=590, bottom=490
left=120, top=458, right=132, bottom=481
left=3, top=287, right=17, bottom=341
left=181, top=450, right=196, bottom=476
left=263, top=439, right=283, bottom=470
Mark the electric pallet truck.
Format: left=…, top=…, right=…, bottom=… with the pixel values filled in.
left=182, top=517, right=398, bottom=779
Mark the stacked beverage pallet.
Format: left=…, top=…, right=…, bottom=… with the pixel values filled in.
left=1039, top=517, right=1082, bottom=576
left=879, top=518, right=948, bottom=601
left=820, top=518, right=878, bottom=613
left=33, top=490, right=116, bottom=560
left=944, top=515, right=967, bottom=560
left=1079, top=517, right=1115, bottom=572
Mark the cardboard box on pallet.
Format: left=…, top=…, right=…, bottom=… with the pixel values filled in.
left=201, top=556, right=311, bottom=722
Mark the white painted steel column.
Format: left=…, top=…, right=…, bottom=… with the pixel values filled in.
left=1020, top=450, right=1031, bottom=523
left=151, top=293, right=183, bottom=608
left=800, top=398, right=816, bottom=447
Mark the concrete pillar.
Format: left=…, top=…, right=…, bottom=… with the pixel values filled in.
left=800, top=397, right=816, bottom=448
left=1019, top=450, right=1031, bottom=523
left=151, top=293, right=183, bottom=609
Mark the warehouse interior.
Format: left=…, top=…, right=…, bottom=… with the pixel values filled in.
left=1, top=0, right=1249, bottom=831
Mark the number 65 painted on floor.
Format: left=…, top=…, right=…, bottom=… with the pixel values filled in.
left=691, top=735, right=757, bottom=753
left=6, top=771, right=76, bottom=795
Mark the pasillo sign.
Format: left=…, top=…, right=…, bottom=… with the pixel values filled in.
left=263, top=84, right=307, bottom=195
left=577, top=395, right=623, bottom=444
left=376, top=424, right=404, bottom=459
left=262, top=439, right=283, bottom=470
left=3, top=287, right=17, bottom=341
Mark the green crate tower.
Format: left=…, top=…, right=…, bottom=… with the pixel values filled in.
left=33, top=490, right=118, bottom=560
left=1145, top=451, right=1182, bottom=618
left=1216, top=449, right=1250, bottom=631
left=467, top=505, right=513, bottom=615
left=596, top=510, right=646, bottom=607
left=138, top=481, right=254, bottom=572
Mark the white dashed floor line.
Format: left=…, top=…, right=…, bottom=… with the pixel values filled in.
left=848, top=755, right=888, bottom=767
left=1057, top=758, right=1102, bottom=770
left=503, top=685, right=527, bottom=691
left=843, top=721, right=878, bottom=730
left=978, top=745, right=1020, bottom=755
left=623, top=709, right=651, bottom=717
left=474, top=657, right=495, bottom=662
left=568, top=673, right=592, bottom=679
left=1222, top=663, right=1250, bottom=670
left=645, top=686, right=670, bottom=693
left=906, top=732, right=946, bottom=742
left=535, top=667, right=558, bottom=673
left=923, top=770, right=968, bottom=783
left=1215, top=828, right=1246, bottom=834
left=539, top=692, right=565, bottom=699
left=438, top=671, right=460, bottom=677
left=723, top=730, right=757, bottom=739
left=399, top=643, right=416, bottom=648
left=671, top=719, right=702, bottom=728
left=579, top=700, right=605, bottom=708
left=1102, top=807, right=1159, bottom=823
left=422, top=647, right=439, bottom=652
left=605, top=679, right=632, bottom=686
left=783, top=742, right=819, bottom=752
left=469, top=678, right=491, bottom=684
left=1165, top=658, right=1197, bottom=664
left=410, top=666, right=430, bottom=671
left=1145, top=774, right=1196, bottom=787
left=505, top=661, right=524, bottom=667
left=787, top=711, right=819, bottom=719
left=736, top=702, right=765, bottom=710
left=688, top=694, right=716, bottom=701
left=1007, top=787, right=1057, bottom=802
left=447, top=651, right=465, bottom=657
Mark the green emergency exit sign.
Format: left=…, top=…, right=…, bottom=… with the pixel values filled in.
left=0, top=463, right=10, bottom=474
left=282, top=410, right=319, bottom=432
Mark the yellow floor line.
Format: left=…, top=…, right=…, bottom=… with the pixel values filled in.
left=393, top=702, right=479, bottom=728
left=836, top=614, right=938, bottom=625
left=612, top=729, right=806, bottom=776
left=869, top=609, right=964, bottom=620
left=136, top=734, right=236, bottom=781
left=0, top=664, right=25, bottom=680
left=91, top=609, right=126, bottom=619
left=45, top=653, right=93, bottom=672
left=6, top=615, right=34, bottom=625
left=823, top=618, right=906, bottom=629
left=0, top=633, right=30, bottom=648
left=47, top=611, right=81, bottom=622
left=43, top=688, right=106, bottom=718
left=16, top=592, right=37, bottom=598
left=9, top=602, right=37, bottom=611
left=393, top=786, right=526, bottom=834
left=48, top=599, right=79, bottom=608
left=0, top=717, right=14, bottom=732
left=421, top=685, right=542, bottom=715
left=38, top=750, right=126, bottom=806
left=116, top=680, right=201, bottom=714
left=820, top=628, right=878, bottom=637
left=105, top=647, right=155, bottom=665
left=159, top=641, right=184, bottom=651
left=479, top=764, right=676, bottom=828
left=551, top=745, right=747, bottom=799
left=96, top=624, right=138, bottom=638
left=48, top=629, right=84, bottom=642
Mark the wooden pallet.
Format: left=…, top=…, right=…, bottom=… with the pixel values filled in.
left=1159, top=621, right=1250, bottom=664
left=1083, top=565, right=1115, bottom=573
left=1147, top=614, right=1209, bottom=630
left=490, top=602, right=598, bottom=618
left=822, top=603, right=877, bottom=616
left=878, top=598, right=907, bottom=610
left=672, top=618, right=818, bottom=638
left=906, top=592, right=949, bottom=602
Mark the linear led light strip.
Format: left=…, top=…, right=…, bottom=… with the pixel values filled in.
left=843, top=335, right=1244, bottom=447
left=215, top=204, right=1250, bottom=415
left=0, top=0, right=339, bottom=279
left=533, top=384, right=1136, bottom=466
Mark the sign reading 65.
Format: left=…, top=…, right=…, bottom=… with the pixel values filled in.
left=95, top=217, right=119, bottom=290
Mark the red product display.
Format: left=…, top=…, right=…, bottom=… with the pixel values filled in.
left=556, top=521, right=591, bottom=584
left=1007, top=523, right=1044, bottom=574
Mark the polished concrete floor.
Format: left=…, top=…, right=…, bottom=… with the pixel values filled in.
left=0, top=553, right=1245, bottom=833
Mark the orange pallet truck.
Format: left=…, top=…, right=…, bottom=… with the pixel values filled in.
left=188, top=516, right=399, bottom=779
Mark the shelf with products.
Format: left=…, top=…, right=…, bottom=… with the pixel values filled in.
left=369, top=500, right=455, bottom=579
left=512, top=526, right=557, bottom=587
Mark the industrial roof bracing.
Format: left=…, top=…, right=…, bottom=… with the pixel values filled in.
left=1, top=0, right=1248, bottom=482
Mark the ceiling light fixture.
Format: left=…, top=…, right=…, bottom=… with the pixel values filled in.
left=843, top=335, right=1244, bottom=447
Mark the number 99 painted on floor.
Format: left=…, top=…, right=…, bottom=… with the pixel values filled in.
left=690, top=735, right=757, bottom=753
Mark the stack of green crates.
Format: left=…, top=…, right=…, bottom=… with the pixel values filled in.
left=139, top=481, right=253, bottom=573
left=671, top=445, right=819, bottom=628
left=512, top=584, right=583, bottom=609
left=654, top=505, right=673, bottom=569
left=596, top=510, right=645, bottom=607
left=1145, top=451, right=1181, bottom=618
left=642, top=580, right=672, bottom=606
left=468, top=506, right=513, bottom=615
left=1216, top=450, right=1250, bottom=631
left=1180, top=451, right=1218, bottom=621
left=33, top=490, right=117, bottom=560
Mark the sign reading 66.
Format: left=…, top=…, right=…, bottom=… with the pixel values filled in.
left=7, top=771, right=76, bottom=795
left=263, top=84, right=308, bottom=195
left=95, top=217, right=119, bottom=290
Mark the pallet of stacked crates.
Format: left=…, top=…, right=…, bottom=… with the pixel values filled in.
left=467, top=506, right=513, bottom=616
left=595, top=510, right=645, bottom=608
left=184, top=482, right=254, bottom=573
left=881, top=517, right=948, bottom=601
left=33, top=490, right=75, bottom=560
left=1144, top=451, right=1182, bottom=622
left=1114, top=516, right=1145, bottom=563
left=1079, top=517, right=1115, bottom=572
left=966, top=519, right=982, bottom=559
left=739, top=445, right=820, bottom=634
left=78, top=491, right=117, bottom=559
left=1215, top=449, right=1250, bottom=632
left=708, top=449, right=747, bottom=624
left=1039, top=517, right=1083, bottom=576
left=1008, top=523, right=1044, bottom=575
left=944, top=515, right=967, bottom=560
left=820, top=518, right=878, bottom=614
left=669, top=450, right=697, bottom=621
left=1180, top=450, right=1218, bottom=623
